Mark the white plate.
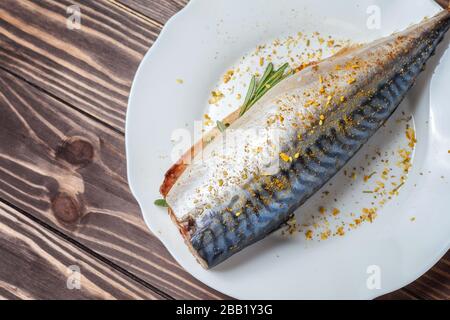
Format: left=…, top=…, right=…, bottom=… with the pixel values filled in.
left=126, top=0, right=450, bottom=299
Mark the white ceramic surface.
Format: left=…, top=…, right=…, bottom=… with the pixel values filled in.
left=126, top=0, right=450, bottom=299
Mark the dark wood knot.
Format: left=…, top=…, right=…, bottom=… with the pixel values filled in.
left=51, top=193, right=81, bottom=224
left=58, top=136, right=94, bottom=166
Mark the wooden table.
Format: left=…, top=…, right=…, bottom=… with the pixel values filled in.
left=0, top=0, right=448, bottom=300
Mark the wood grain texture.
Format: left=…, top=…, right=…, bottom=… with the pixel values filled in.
left=0, top=201, right=159, bottom=300
left=114, top=0, right=188, bottom=25
left=0, top=68, right=225, bottom=300
left=436, top=0, right=450, bottom=9
left=0, top=0, right=160, bottom=132
left=399, top=252, right=450, bottom=300
left=377, top=290, right=418, bottom=300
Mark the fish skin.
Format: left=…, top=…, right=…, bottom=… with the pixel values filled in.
left=165, top=11, right=450, bottom=269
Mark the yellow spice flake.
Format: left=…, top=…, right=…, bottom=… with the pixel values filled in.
left=259, top=57, right=265, bottom=66
left=332, top=208, right=340, bottom=216
left=406, top=127, right=417, bottom=148
left=235, top=211, right=241, bottom=217
left=347, top=78, right=356, bottom=84
left=218, top=179, right=224, bottom=187
left=336, top=226, right=345, bottom=236
left=208, top=90, right=224, bottom=104
left=364, top=172, right=376, bottom=182
left=321, top=230, right=331, bottom=240
left=203, top=114, right=213, bottom=126
left=319, top=206, right=326, bottom=214
left=398, top=149, right=412, bottom=172
left=362, top=208, right=377, bottom=223
left=176, top=78, right=184, bottom=84
left=223, top=70, right=234, bottom=84
left=381, top=169, right=389, bottom=180
left=277, top=114, right=285, bottom=123
left=280, top=152, right=292, bottom=162
left=305, top=230, right=313, bottom=240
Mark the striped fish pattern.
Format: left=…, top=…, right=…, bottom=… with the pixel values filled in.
left=163, top=10, right=450, bottom=268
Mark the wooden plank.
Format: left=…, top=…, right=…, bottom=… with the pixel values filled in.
left=399, top=252, right=450, bottom=300
left=0, top=201, right=159, bottom=299
left=436, top=0, right=450, bottom=9
left=0, top=0, right=160, bottom=132
left=0, top=68, right=226, bottom=299
left=378, top=290, right=417, bottom=300
left=113, top=0, right=188, bottom=25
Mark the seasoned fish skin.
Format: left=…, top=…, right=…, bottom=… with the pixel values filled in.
left=165, top=11, right=450, bottom=269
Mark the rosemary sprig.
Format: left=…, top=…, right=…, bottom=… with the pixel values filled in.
left=239, top=75, right=257, bottom=117
left=254, top=62, right=274, bottom=94
left=252, top=63, right=290, bottom=104
left=239, top=62, right=291, bottom=117
left=217, top=62, right=291, bottom=131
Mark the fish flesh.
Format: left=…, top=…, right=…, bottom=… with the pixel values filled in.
left=161, top=9, right=450, bottom=269
left=162, top=10, right=450, bottom=269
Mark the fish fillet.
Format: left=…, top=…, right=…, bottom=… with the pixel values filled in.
left=161, top=9, right=450, bottom=269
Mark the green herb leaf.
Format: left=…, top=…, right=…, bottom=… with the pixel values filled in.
left=154, top=199, right=168, bottom=207
left=276, top=62, right=290, bottom=73
left=254, top=62, right=274, bottom=94
left=266, top=63, right=289, bottom=84
left=216, top=120, right=227, bottom=132
left=239, top=62, right=291, bottom=117
left=251, top=65, right=288, bottom=106
left=368, top=172, right=377, bottom=179
left=239, top=75, right=257, bottom=117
